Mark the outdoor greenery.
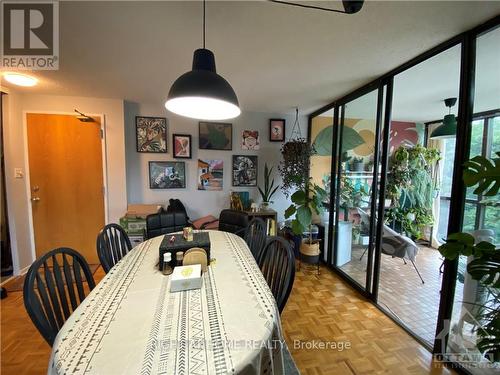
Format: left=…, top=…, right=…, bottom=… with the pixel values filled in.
left=386, top=144, right=441, bottom=239
left=258, top=163, right=280, bottom=204
left=439, top=150, right=500, bottom=363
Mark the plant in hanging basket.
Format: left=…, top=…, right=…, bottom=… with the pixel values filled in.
left=278, top=138, right=314, bottom=196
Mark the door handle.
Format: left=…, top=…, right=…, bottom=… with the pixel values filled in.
left=31, top=197, right=40, bottom=202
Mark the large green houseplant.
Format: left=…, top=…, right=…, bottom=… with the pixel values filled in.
left=386, top=144, right=440, bottom=239
left=439, top=151, right=500, bottom=363
left=285, top=179, right=327, bottom=252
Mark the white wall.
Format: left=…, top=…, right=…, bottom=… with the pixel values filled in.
left=124, top=101, right=307, bottom=222
left=3, top=91, right=127, bottom=273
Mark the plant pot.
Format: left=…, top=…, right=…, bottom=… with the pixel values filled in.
left=300, top=240, right=320, bottom=256
left=260, top=202, right=270, bottom=211
left=300, top=240, right=320, bottom=264
left=352, top=161, right=364, bottom=172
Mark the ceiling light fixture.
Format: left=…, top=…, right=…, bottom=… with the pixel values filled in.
left=3, top=72, right=38, bottom=87
left=430, top=97, right=457, bottom=139
left=165, top=0, right=240, bottom=121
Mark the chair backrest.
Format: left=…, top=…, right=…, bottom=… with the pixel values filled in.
left=218, top=209, right=249, bottom=237
left=96, top=223, right=132, bottom=273
left=258, top=236, right=295, bottom=313
left=23, top=247, right=96, bottom=346
left=244, top=217, right=267, bottom=262
left=145, top=210, right=189, bottom=239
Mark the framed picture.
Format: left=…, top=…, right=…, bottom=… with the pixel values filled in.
left=198, top=159, right=223, bottom=191
left=149, top=161, right=186, bottom=189
left=199, top=122, right=232, bottom=150
left=136, top=116, right=167, bottom=153
left=241, top=130, right=260, bottom=150
left=172, top=134, right=192, bottom=159
left=232, top=155, right=258, bottom=187
left=269, top=119, right=285, bottom=142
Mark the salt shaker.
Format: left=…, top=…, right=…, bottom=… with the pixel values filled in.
left=162, top=252, right=173, bottom=275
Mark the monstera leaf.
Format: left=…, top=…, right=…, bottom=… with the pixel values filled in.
left=463, top=152, right=500, bottom=196
left=477, top=320, right=500, bottom=363
left=312, top=125, right=364, bottom=156
left=467, top=251, right=500, bottom=288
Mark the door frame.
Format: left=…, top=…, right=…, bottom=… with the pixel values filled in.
left=22, top=111, right=109, bottom=268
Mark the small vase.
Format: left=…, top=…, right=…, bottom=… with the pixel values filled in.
left=260, top=202, right=270, bottom=211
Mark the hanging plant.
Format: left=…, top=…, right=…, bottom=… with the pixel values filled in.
left=278, top=138, right=314, bottom=196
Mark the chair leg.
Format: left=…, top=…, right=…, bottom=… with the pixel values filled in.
left=359, top=246, right=368, bottom=261
left=410, top=259, right=425, bottom=284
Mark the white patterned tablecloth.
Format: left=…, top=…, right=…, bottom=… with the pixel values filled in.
left=48, top=231, right=284, bottom=375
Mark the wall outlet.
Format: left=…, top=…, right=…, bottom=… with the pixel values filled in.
left=14, top=168, right=23, bottom=179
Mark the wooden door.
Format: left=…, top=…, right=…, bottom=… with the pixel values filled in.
left=27, top=113, right=105, bottom=264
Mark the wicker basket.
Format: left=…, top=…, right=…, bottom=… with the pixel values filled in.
left=300, top=240, right=320, bottom=256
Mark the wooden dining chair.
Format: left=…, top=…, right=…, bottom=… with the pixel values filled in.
left=244, top=217, right=267, bottom=262
left=258, top=236, right=296, bottom=313
left=96, top=223, right=132, bottom=273
left=23, top=247, right=96, bottom=346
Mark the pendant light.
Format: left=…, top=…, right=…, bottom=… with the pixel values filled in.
left=165, top=0, right=240, bottom=120
left=430, top=98, right=457, bottom=139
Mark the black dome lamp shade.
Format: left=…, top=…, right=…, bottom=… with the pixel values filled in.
left=430, top=97, right=457, bottom=139
left=165, top=0, right=240, bottom=120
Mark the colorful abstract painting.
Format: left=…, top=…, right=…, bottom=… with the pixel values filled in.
left=172, top=134, right=192, bottom=158
left=241, top=130, right=260, bottom=150
left=199, top=122, right=232, bottom=150
left=136, top=116, right=167, bottom=153
left=198, top=159, right=223, bottom=190
left=149, top=161, right=185, bottom=189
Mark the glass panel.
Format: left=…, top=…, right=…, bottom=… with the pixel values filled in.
left=378, top=44, right=461, bottom=347
left=490, top=116, right=500, bottom=159
left=463, top=203, right=477, bottom=232
left=466, top=120, right=484, bottom=200
left=441, top=138, right=456, bottom=197
left=446, top=26, right=500, bottom=374
left=309, top=109, right=334, bottom=263
left=334, top=89, right=379, bottom=289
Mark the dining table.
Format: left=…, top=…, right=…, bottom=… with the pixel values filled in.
left=48, top=230, right=285, bottom=375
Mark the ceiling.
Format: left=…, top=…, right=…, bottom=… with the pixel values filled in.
left=2, top=1, right=500, bottom=116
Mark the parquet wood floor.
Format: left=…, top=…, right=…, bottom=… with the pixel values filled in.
left=281, top=265, right=456, bottom=375
left=1, top=265, right=455, bottom=374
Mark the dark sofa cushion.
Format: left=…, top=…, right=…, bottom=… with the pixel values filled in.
left=145, top=211, right=189, bottom=239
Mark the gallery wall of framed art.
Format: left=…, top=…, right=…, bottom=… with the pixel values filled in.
left=124, top=104, right=307, bottom=221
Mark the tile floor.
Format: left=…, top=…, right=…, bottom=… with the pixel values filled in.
left=339, top=245, right=463, bottom=346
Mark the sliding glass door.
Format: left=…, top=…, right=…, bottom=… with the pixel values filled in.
left=332, top=89, right=381, bottom=291
left=308, top=16, right=499, bottom=373
left=444, top=25, right=500, bottom=374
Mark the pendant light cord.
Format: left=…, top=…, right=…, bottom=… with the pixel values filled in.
left=203, top=0, right=206, bottom=48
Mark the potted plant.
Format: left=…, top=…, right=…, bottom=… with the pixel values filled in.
left=285, top=179, right=327, bottom=257
left=351, top=157, right=364, bottom=172
left=279, top=139, right=314, bottom=196
left=385, top=144, right=441, bottom=240
left=258, top=163, right=280, bottom=210
left=341, top=152, right=352, bottom=172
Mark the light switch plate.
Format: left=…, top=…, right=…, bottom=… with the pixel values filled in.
left=14, top=168, right=23, bottom=179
